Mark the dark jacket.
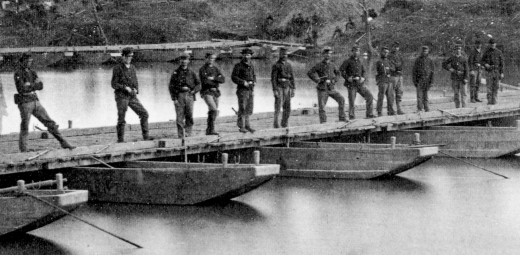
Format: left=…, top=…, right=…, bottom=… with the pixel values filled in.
left=271, top=59, right=295, bottom=90
left=468, top=47, right=483, bottom=71
left=199, top=63, right=225, bottom=97
left=442, top=54, right=469, bottom=81
left=231, top=60, right=256, bottom=91
left=168, top=66, right=201, bottom=101
left=111, top=63, right=139, bottom=98
left=308, top=60, right=340, bottom=91
left=14, top=66, right=43, bottom=104
left=388, top=51, right=404, bottom=76
left=375, top=58, right=393, bottom=84
left=481, top=47, right=504, bottom=74
left=412, top=55, right=434, bottom=86
left=339, top=56, right=365, bottom=88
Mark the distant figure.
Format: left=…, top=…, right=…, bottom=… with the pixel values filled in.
left=442, top=44, right=469, bottom=108
left=0, top=77, right=7, bottom=135
left=375, top=46, right=395, bottom=116
left=340, top=46, right=375, bottom=119
left=332, top=26, right=342, bottom=41
left=345, top=17, right=356, bottom=31
left=468, top=40, right=483, bottom=103
left=388, top=42, right=405, bottom=114
left=232, top=48, right=257, bottom=133
left=308, top=48, right=346, bottom=123
left=412, top=46, right=435, bottom=112
left=14, top=53, right=75, bottom=152
left=199, top=53, right=225, bottom=136
left=481, top=38, right=504, bottom=105
left=169, top=55, right=201, bottom=138
left=111, top=47, right=152, bottom=142
left=271, top=47, right=295, bottom=128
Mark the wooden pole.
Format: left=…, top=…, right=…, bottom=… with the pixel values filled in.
left=254, top=150, right=260, bottom=165
left=390, top=136, right=396, bottom=149
left=222, top=153, right=228, bottom=167
left=24, top=192, right=143, bottom=248
left=56, top=173, right=64, bottom=191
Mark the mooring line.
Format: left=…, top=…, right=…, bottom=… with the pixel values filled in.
left=24, top=192, right=143, bottom=248
left=438, top=151, right=508, bottom=179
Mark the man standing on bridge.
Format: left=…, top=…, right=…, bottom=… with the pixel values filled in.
left=14, top=53, right=75, bottom=152
left=481, top=38, right=504, bottom=105
left=442, top=44, right=469, bottom=108
left=389, top=42, right=405, bottom=114
left=271, top=47, right=295, bottom=128
left=232, top=48, right=257, bottom=133
left=308, top=48, right=346, bottom=123
left=375, top=46, right=396, bottom=116
left=199, top=53, right=225, bottom=136
left=468, top=40, right=483, bottom=103
left=111, top=47, right=152, bottom=143
left=340, top=46, right=374, bottom=119
left=169, top=54, right=201, bottom=138
left=412, top=46, right=434, bottom=112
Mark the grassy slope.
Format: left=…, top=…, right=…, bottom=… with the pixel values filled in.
left=1, top=0, right=519, bottom=55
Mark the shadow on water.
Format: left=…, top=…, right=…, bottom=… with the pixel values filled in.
left=274, top=175, right=427, bottom=194
left=86, top=200, right=266, bottom=223
left=0, top=233, right=72, bottom=255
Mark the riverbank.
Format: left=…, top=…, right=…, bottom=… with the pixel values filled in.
left=1, top=0, right=519, bottom=55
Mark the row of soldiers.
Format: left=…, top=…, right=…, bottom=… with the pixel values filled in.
left=12, top=39, right=504, bottom=152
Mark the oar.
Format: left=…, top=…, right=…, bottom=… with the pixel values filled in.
left=438, top=151, right=508, bottom=179
left=23, top=192, right=143, bottom=248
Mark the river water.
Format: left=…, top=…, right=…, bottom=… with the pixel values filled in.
left=1, top=56, right=520, bottom=254
left=1, top=158, right=520, bottom=255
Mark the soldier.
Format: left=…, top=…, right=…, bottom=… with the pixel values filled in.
left=412, top=46, right=434, bottom=112
left=388, top=42, right=405, bottom=114
left=169, top=55, right=201, bottom=138
left=271, top=47, right=295, bottom=128
left=375, top=46, right=396, bottom=116
left=468, top=40, right=483, bottom=103
left=442, top=44, right=469, bottom=108
left=308, top=48, right=346, bottom=123
left=481, top=38, right=504, bottom=105
left=231, top=48, right=256, bottom=133
left=111, top=47, right=152, bottom=143
left=14, top=53, right=75, bottom=152
left=199, top=53, right=225, bottom=135
left=0, top=75, right=7, bottom=135
left=339, top=46, right=374, bottom=119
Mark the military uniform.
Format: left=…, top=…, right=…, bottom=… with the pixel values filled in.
left=111, top=61, right=150, bottom=142
left=308, top=59, right=346, bottom=123
left=442, top=53, right=469, bottom=108
left=199, top=62, right=225, bottom=135
left=14, top=58, right=74, bottom=152
left=412, top=52, right=434, bottom=112
left=375, top=56, right=395, bottom=116
left=169, top=65, right=201, bottom=138
left=339, top=56, right=373, bottom=119
left=388, top=49, right=405, bottom=114
left=232, top=58, right=256, bottom=132
left=271, top=58, right=295, bottom=128
left=481, top=43, right=504, bottom=105
left=468, top=46, right=483, bottom=102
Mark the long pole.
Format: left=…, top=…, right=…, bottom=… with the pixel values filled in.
left=24, top=192, right=143, bottom=248
left=438, top=151, right=508, bottom=179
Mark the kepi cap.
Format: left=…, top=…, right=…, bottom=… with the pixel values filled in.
left=489, top=38, right=496, bottom=44
left=19, top=52, right=32, bottom=62
left=241, top=48, right=254, bottom=55
left=122, top=47, right=134, bottom=57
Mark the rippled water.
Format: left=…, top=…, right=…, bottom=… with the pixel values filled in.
left=1, top=157, right=520, bottom=255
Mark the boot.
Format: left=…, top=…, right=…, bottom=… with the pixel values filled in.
left=238, top=115, right=247, bottom=133
left=273, top=112, right=280, bottom=128
left=117, top=124, right=125, bottom=143
left=206, top=110, right=219, bottom=135
left=19, top=130, right=28, bottom=152
left=245, top=116, right=255, bottom=133
left=396, top=103, right=404, bottom=115
left=49, top=125, right=75, bottom=150
left=141, top=118, right=153, bottom=140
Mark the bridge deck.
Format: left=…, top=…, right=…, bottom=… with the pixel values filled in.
left=1, top=91, right=520, bottom=174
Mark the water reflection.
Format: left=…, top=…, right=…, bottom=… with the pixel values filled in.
left=0, top=234, right=72, bottom=255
